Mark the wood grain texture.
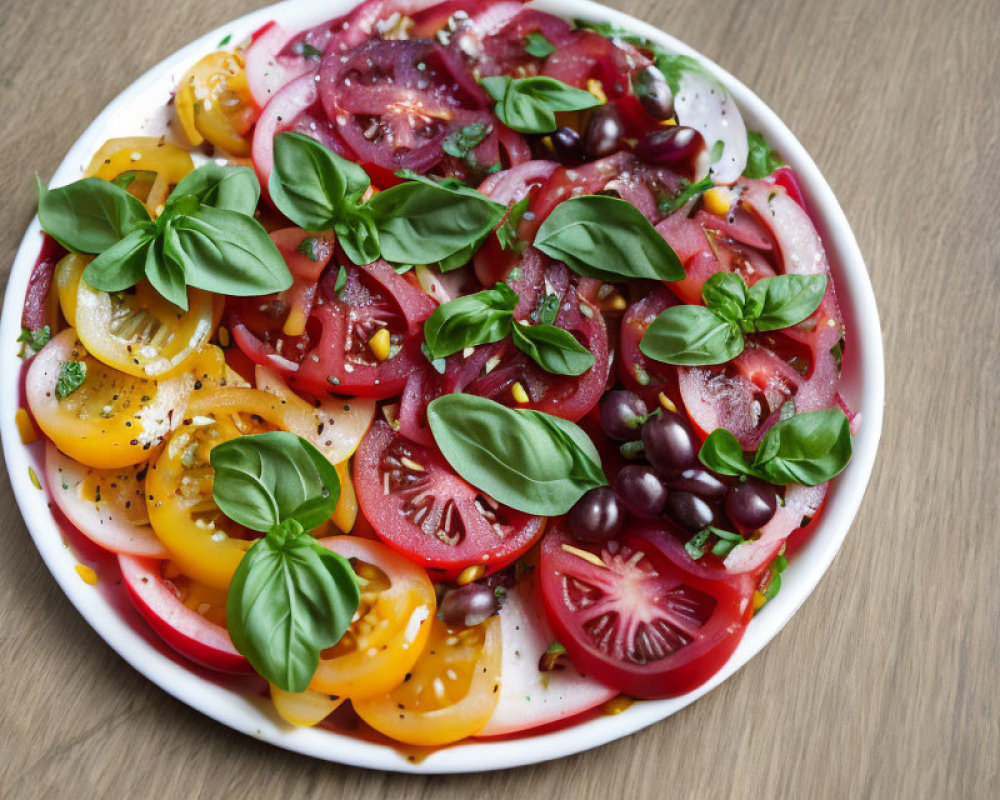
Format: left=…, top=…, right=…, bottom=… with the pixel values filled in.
left=0, top=0, right=996, bottom=797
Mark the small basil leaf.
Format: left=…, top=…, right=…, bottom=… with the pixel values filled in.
left=334, top=204, right=381, bottom=265
left=698, top=428, right=753, bottom=478
left=701, top=271, right=747, bottom=322
left=480, top=75, right=600, bottom=134
left=17, top=325, right=51, bottom=358
left=441, top=123, right=491, bottom=159
left=211, top=431, right=341, bottom=532
left=36, top=176, right=150, bottom=254
left=496, top=195, right=530, bottom=251
left=55, top=360, right=87, bottom=399
left=752, top=408, right=852, bottom=486
left=144, top=238, right=189, bottom=310
left=427, top=394, right=607, bottom=516
left=744, top=131, right=785, bottom=179
left=423, top=282, right=518, bottom=359
left=269, top=132, right=371, bottom=230
left=167, top=163, right=260, bottom=215
left=511, top=322, right=595, bottom=376
left=225, top=519, right=359, bottom=692
left=165, top=205, right=292, bottom=296
left=524, top=31, right=556, bottom=58
left=659, top=175, right=713, bottom=214
left=640, top=305, right=744, bottom=366
left=368, top=176, right=504, bottom=268
left=537, top=293, right=560, bottom=325
left=745, top=274, right=828, bottom=332
left=82, top=229, right=153, bottom=293
left=534, top=195, right=684, bottom=281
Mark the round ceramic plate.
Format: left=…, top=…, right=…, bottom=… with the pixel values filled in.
left=0, top=0, right=884, bottom=773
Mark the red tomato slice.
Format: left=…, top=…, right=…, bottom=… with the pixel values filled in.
left=539, top=521, right=753, bottom=699
left=229, top=259, right=435, bottom=399
left=119, top=555, right=250, bottom=673
left=354, top=421, right=545, bottom=580
left=618, top=285, right=682, bottom=408
left=318, top=38, right=493, bottom=173
left=475, top=570, right=617, bottom=737
left=244, top=21, right=315, bottom=109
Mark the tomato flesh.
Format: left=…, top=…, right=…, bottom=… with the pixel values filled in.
left=355, top=421, right=545, bottom=580
left=539, top=522, right=753, bottom=699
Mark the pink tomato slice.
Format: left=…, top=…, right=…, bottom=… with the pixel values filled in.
left=244, top=21, right=315, bottom=109
left=119, top=554, right=250, bottom=673
left=44, top=443, right=167, bottom=558
left=475, top=572, right=617, bottom=737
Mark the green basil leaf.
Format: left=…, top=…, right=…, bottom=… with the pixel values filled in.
left=269, top=132, right=371, bottom=230
left=496, top=195, right=529, bottom=251
left=55, top=360, right=87, bottom=399
left=82, top=229, right=153, bottom=293
left=744, top=131, right=785, bottom=179
left=640, top=305, right=744, bottom=365
left=225, top=518, right=359, bottom=692
left=708, top=527, right=744, bottom=557
left=745, top=274, right=827, bottom=332
left=165, top=205, right=292, bottom=296
left=36, top=176, right=150, bottom=254
left=427, top=394, right=606, bottom=515
left=110, top=171, right=153, bottom=190
left=441, top=123, right=491, bottom=159
left=167, top=163, right=260, bottom=215
left=17, top=325, right=51, bottom=358
left=368, top=176, right=504, bottom=268
left=144, top=238, right=189, bottom=310
left=698, top=428, right=753, bottom=478
left=659, top=175, right=713, bottom=214
left=480, top=75, right=600, bottom=134
left=334, top=204, right=381, bottom=265
left=534, top=195, right=684, bottom=281
left=423, top=282, right=517, bottom=359
left=333, top=265, right=347, bottom=295
left=211, top=431, right=341, bottom=532
left=685, top=529, right=709, bottom=560
left=537, top=293, right=560, bottom=325
left=524, top=31, right=556, bottom=58
left=752, top=408, right=852, bottom=486
left=701, top=271, right=747, bottom=322
left=511, top=322, right=595, bottom=376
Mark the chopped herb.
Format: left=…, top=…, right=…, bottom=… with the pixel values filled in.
left=496, top=195, right=530, bottom=251
left=710, top=139, right=725, bottom=163
left=760, top=553, right=788, bottom=605
left=685, top=529, right=709, bottom=560
left=493, top=585, right=507, bottom=608
left=744, top=131, right=785, bottom=179
left=537, top=293, right=560, bottom=325
left=830, top=339, right=844, bottom=372
left=619, top=440, right=645, bottom=460
left=659, top=176, right=713, bottom=214
left=293, top=41, right=323, bottom=60
left=441, top=123, right=491, bottom=160
left=686, top=526, right=744, bottom=560
left=218, top=33, right=232, bottom=47
left=296, top=236, right=322, bottom=261
left=333, top=265, right=347, bottom=294
left=55, top=361, right=87, bottom=399
left=538, top=641, right=568, bottom=671
left=524, top=31, right=556, bottom=58
left=17, top=325, right=51, bottom=358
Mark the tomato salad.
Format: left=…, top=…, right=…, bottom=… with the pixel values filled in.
left=16, top=0, right=856, bottom=748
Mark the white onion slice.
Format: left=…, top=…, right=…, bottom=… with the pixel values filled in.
left=675, top=68, right=748, bottom=185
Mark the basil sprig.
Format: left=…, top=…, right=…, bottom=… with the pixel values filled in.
left=744, top=131, right=785, bottom=179
left=640, top=271, right=828, bottom=366
left=422, top=283, right=595, bottom=376
left=534, top=195, right=684, bottom=281
left=269, top=132, right=380, bottom=265
left=423, top=282, right=519, bottom=359
left=480, top=75, right=601, bottom=134
left=37, top=163, right=291, bottom=310
left=369, top=172, right=505, bottom=271
left=699, top=408, right=852, bottom=486
left=213, top=432, right=360, bottom=693
left=427, top=394, right=607, bottom=515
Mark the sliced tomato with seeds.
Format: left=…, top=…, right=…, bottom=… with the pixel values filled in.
left=228, top=259, right=435, bottom=399
left=354, top=421, right=545, bottom=581
left=539, top=521, right=753, bottom=699
left=618, top=285, right=682, bottom=407
left=318, top=38, right=493, bottom=173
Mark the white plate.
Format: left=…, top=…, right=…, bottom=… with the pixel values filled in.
left=0, top=0, right=884, bottom=774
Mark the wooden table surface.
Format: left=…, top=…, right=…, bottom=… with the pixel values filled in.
left=1, top=0, right=996, bottom=797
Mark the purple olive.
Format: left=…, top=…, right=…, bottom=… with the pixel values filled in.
left=551, top=126, right=586, bottom=162
left=614, top=466, right=669, bottom=519
left=569, top=486, right=626, bottom=543
left=725, top=478, right=778, bottom=529
left=665, top=490, right=717, bottom=531
left=438, top=583, right=499, bottom=627
left=642, top=413, right=699, bottom=476
left=600, top=389, right=649, bottom=441
left=633, top=66, right=674, bottom=121
left=664, top=468, right=728, bottom=501
left=584, top=107, right=626, bottom=158
left=636, top=126, right=705, bottom=166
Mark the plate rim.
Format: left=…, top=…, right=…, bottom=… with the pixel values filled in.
left=0, top=0, right=884, bottom=774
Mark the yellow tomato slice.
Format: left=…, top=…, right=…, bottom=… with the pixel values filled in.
left=74, top=274, right=218, bottom=379
left=175, top=52, right=257, bottom=156
left=308, top=537, right=435, bottom=700
left=145, top=387, right=293, bottom=589
left=352, top=615, right=502, bottom=746
left=270, top=685, right=345, bottom=728
left=26, top=329, right=186, bottom=469
left=54, top=253, right=88, bottom=327
left=85, top=137, right=194, bottom=215
left=254, top=364, right=375, bottom=465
